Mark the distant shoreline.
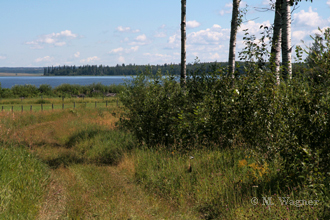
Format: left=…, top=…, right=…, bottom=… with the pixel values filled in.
left=0, top=73, right=130, bottom=77
left=0, top=73, right=44, bottom=76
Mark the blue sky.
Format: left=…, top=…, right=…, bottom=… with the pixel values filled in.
left=0, top=0, right=329, bottom=67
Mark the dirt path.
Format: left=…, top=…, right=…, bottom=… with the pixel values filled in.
left=38, top=156, right=199, bottom=220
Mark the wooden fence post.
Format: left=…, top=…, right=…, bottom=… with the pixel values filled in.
left=30, top=105, right=32, bottom=112
left=1, top=106, right=3, bottom=112
left=95, top=102, right=97, bottom=108
left=12, top=106, right=13, bottom=112
left=52, top=103, right=54, bottom=110
left=106, top=100, right=108, bottom=107
left=62, top=103, right=64, bottom=109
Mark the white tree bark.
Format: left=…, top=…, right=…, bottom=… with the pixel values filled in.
left=281, top=0, right=292, bottom=79
left=181, top=0, right=186, bottom=86
left=270, top=0, right=282, bottom=84
left=228, top=0, right=240, bottom=78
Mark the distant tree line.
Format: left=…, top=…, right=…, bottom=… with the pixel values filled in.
left=43, top=62, right=229, bottom=76
left=0, top=67, right=44, bottom=74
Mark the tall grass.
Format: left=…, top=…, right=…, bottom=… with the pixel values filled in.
left=132, top=146, right=327, bottom=219
left=0, top=145, right=50, bottom=219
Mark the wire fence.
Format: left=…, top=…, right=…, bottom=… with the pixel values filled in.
left=0, top=100, right=119, bottom=112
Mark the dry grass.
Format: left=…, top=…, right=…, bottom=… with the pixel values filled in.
left=38, top=168, right=68, bottom=220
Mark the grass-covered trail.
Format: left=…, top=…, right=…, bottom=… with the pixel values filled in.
left=0, top=104, right=199, bottom=219
left=38, top=159, right=198, bottom=219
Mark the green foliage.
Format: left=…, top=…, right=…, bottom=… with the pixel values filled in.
left=1, top=83, right=124, bottom=99
left=11, top=84, right=39, bottom=98
left=0, top=89, right=13, bottom=98
left=119, top=31, right=330, bottom=206
left=38, top=84, right=53, bottom=96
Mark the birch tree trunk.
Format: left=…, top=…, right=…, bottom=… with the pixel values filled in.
left=270, top=0, right=282, bottom=84
left=281, top=0, right=292, bottom=79
left=181, top=0, right=186, bottom=86
left=228, top=0, right=240, bottom=78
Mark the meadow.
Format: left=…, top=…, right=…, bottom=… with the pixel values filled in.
left=0, top=95, right=328, bottom=219
left=1, top=29, right=330, bottom=219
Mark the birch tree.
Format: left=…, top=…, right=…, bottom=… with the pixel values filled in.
left=281, top=0, right=292, bottom=79
left=181, top=0, right=186, bottom=86
left=228, top=0, right=240, bottom=78
left=270, top=0, right=282, bottom=84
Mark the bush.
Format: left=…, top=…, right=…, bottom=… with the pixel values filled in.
left=119, top=59, right=329, bottom=203
left=38, top=84, right=54, bottom=96
left=11, top=84, right=39, bottom=98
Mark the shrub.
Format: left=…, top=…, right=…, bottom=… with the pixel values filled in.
left=11, top=84, right=39, bottom=98
left=38, top=84, right=53, bottom=96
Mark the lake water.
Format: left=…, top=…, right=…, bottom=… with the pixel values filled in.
left=0, top=76, right=134, bottom=88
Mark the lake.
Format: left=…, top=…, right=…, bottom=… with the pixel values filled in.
left=0, top=76, right=134, bottom=89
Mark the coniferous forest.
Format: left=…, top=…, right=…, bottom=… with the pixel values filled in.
left=42, top=62, right=229, bottom=76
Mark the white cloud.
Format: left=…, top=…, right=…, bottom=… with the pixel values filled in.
left=166, top=24, right=228, bottom=50
left=187, top=20, right=201, bottom=29
left=26, top=30, right=79, bottom=49
left=120, top=37, right=129, bottom=43
left=118, top=56, right=125, bottom=63
left=35, top=56, right=54, bottom=63
left=238, top=20, right=271, bottom=35
left=55, top=42, right=66, bottom=46
left=327, top=0, right=330, bottom=7
left=219, top=2, right=232, bottom=15
left=165, top=24, right=231, bottom=63
left=166, top=33, right=180, bottom=49
left=135, top=34, right=147, bottom=41
left=0, top=56, right=6, bottom=60
left=142, top=52, right=175, bottom=64
left=293, top=7, right=326, bottom=27
left=225, top=2, right=232, bottom=8
left=80, top=56, right=100, bottom=63
left=109, top=47, right=124, bottom=54
left=154, top=31, right=167, bottom=38
left=188, top=24, right=229, bottom=45
left=128, top=34, right=149, bottom=46
left=56, top=30, right=77, bottom=38
left=116, top=26, right=140, bottom=33
left=143, top=53, right=171, bottom=58
left=209, top=53, right=221, bottom=60
left=292, top=30, right=308, bottom=41
left=109, top=46, right=139, bottom=54
left=262, top=0, right=271, bottom=6
left=130, top=46, right=139, bottom=52
left=74, top=52, right=80, bottom=58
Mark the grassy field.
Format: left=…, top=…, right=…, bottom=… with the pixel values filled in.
left=0, top=97, right=328, bottom=219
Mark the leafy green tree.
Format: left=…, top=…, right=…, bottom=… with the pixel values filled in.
left=305, top=33, right=323, bottom=67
